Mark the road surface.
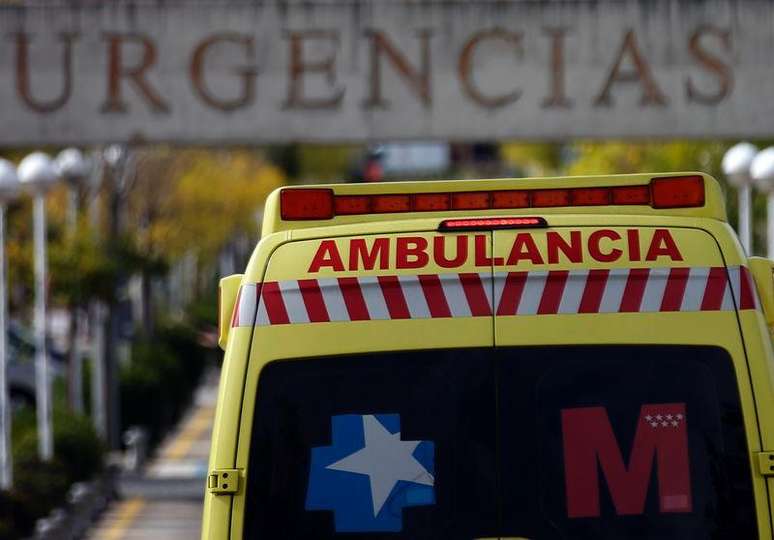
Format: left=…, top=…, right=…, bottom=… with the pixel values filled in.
left=85, top=369, right=218, bottom=539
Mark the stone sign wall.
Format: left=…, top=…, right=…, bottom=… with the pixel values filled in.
left=0, top=1, right=770, bottom=145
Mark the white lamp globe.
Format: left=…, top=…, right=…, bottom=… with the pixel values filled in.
left=0, top=159, right=20, bottom=200
left=18, top=152, right=58, bottom=191
left=55, top=148, right=89, bottom=184
left=751, top=147, right=774, bottom=193
left=722, top=142, right=758, bottom=188
left=103, top=144, right=125, bottom=168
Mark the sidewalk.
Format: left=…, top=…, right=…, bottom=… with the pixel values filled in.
left=85, top=369, right=219, bottom=540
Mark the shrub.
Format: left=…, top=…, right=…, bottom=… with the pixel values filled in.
left=7, top=455, right=70, bottom=537
left=51, top=409, right=103, bottom=482
left=120, top=345, right=172, bottom=446
left=120, top=321, right=211, bottom=447
left=4, top=404, right=103, bottom=539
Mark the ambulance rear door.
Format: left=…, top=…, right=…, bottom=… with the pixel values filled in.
left=491, top=224, right=764, bottom=539
left=231, top=228, right=499, bottom=539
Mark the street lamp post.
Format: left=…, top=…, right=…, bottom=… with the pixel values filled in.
left=55, top=149, right=89, bottom=415
left=18, top=152, right=59, bottom=462
left=85, top=151, right=108, bottom=440
left=56, top=148, right=89, bottom=234
left=722, top=142, right=758, bottom=254
left=0, top=159, right=20, bottom=490
left=751, top=147, right=774, bottom=259
left=102, top=144, right=132, bottom=450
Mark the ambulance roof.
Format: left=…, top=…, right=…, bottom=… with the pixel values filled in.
left=262, top=172, right=726, bottom=237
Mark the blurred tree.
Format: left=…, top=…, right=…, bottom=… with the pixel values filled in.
left=563, top=140, right=769, bottom=253
left=130, top=148, right=284, bottom=265
left=501, top=142, right=564, bottom=176
left=48, top=225, right=122, bottom=306
left=499, top=139, right=774, bottom=254
left=565, top=141, right=726, bottom=177
left=297, top=145, right=359, bottom=183
left=124, top=148, right=285, bottom=331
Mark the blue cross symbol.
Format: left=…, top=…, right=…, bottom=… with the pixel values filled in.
left=305, top=413, right=436, bottom=532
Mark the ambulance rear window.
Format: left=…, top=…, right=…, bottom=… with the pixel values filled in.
left=244, top=346, right=756, bottom=539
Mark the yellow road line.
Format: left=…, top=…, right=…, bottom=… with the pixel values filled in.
left=101, top=498, right=144, bottom=540
left=162, top=405, right=215, bottom=460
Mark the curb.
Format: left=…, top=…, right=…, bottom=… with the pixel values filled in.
left=28, top=467, right=118, bottom=540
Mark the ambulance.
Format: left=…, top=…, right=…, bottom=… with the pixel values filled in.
left=203, top=173, right=774, bottom=539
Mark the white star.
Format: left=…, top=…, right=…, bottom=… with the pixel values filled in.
left=655, top=415, right=663, bottom=421
left=650, top=422, right=658, bottom=427
left=671, top=421, right=679, bottom=426
left=661, top=421, right=668, bottom=427
left=645, top=415, right=653, bottom=421
left=326, top=415, right=434, bottom=517
left=676, top=414, right=683, bottom=420
left=666, top=414, right=673, bottom=420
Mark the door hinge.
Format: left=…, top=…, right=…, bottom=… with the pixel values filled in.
left=208, top=469, right=241, bottom=495
left=756, top=452, right=774, bottom=476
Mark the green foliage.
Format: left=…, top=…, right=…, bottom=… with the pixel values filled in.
left=561, top=140, right=771, bottom=254
left=2, top=405, right=104, bottom=539
left=50, top=410, right=104, bottom=482
left=129, top=148, right=285, bottom=267
left=120, top=321, right=210, bottom=447
left=565, top=141, right=726, bottom=177
left=185, top=289, right=218, bottom=328
left=0, top=148, right=279, bottom=538
left=498, top=139, right=774, bottom=255
left=48, top=230, right=115, bottom=305
left=501, top=142, right=565, bottom=176
left=296, top=145, right=360, bottom=182
left=120, top=340, right=181, bottom=445
left=2, top=459, right=70, bottom=539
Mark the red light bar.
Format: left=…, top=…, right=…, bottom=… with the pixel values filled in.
left=612, top=185, right=650, bottom=205
left=533, top=189, right=570, bottom=208
left=414, top=193, right=451, bottom=211
left=572, top=187, right=611, bottom=206
left=280, top=188, right=334, bottom=220
left=492, top=190, right=529, bottom=209
left=334, top=195, right=370, bottom=215
left=372, top=194, right=411, bottom=213
left=651, top=176, right=705, bottom=209
left=452, top=192, right=490, bottom=210
left=439, top=217, right=547, bottom=231
left=280, top=177, right=705, bottom=220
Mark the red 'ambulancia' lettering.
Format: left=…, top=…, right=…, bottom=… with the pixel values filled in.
left=547, top=231, right=582, bottom=264
left=475, top=234, right=504, bottom=266
left=396, top=237, right=429, bottom=269
left=588, top=229, right=622, bottom=262
left=561, top=403, right=692, bottom=518
left=506, top=233, right=544, bottom=265
left=646, top=229, right=684, bottom=261
left=627, top=229, right=642, bottom=261
left=307, top=229, right=685, bottom=272
left=308, top=240, right=345, bottom=272
left=349, top=238, right=389, bottom=270
left=434, top=236, right=468, bottom=268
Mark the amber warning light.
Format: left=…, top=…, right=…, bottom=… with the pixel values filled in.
left=279, top=176, right=705, bottom=220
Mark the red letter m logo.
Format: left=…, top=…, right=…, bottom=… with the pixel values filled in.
left=561, top=403, right=692, bottom=518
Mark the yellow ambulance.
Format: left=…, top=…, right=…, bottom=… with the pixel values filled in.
left=203, top=172, right=774, bottom=539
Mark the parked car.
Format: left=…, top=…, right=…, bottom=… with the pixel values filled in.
left=8, top=320, right=65, bottom=410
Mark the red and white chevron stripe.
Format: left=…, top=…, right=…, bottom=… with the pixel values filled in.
left=231, top=266, right=758, bottom=327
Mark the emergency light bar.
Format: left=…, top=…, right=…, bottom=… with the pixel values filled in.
left=280, top=175, right=704, bottom=220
